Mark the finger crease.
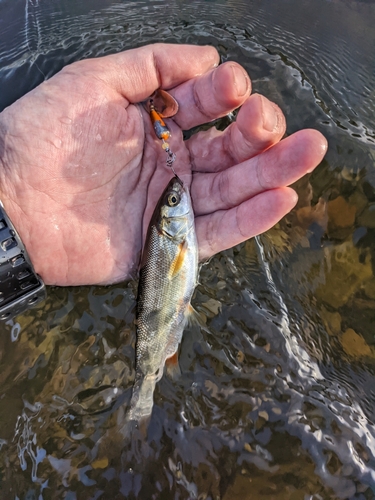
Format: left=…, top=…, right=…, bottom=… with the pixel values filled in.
left=216, top=170, right=232, bottom=207
left=188, top=145, right=197, bottom=173
left=192, top=80, right=211, bottom=120
left=235, top=206, right=247, bottom=238
left=255, top=156, right=267, bottom=191
left=206, top=218, right=216, bottom=254
left=151, top=51, right=163, bottom=89
left=223, top=123, right=240, bottom=165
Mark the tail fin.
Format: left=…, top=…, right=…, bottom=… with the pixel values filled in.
left=127, top=372, right=157, bottom=423
left=92, top=371, right=158, bottom=463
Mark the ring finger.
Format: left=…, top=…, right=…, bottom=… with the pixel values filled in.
left=185, top=92, right=286, bottom=173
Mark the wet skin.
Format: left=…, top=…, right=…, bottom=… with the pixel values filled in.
left=0, top=43, right=327, bottom=286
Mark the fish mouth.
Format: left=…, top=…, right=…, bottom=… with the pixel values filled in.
left=173, top=174, right=184, bottom=187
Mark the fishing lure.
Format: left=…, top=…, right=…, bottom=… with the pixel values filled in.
left=146, top=90, right=179, bottom=176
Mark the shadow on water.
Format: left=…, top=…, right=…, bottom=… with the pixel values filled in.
left=1, top=0, right=375, bottom=498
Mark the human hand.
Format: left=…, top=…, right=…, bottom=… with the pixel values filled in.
left=0, top=43, right=327, bottom=286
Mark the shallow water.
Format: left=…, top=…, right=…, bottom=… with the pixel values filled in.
left=1, top=0, right=375, bottom=498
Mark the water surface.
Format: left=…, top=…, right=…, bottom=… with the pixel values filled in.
left=0, top=0, right=375, bottom=498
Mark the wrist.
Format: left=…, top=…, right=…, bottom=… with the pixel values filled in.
left=0, top=129, right=46, bottom=320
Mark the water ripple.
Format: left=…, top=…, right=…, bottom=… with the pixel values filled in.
left=0, top=0, right=375, bottom=498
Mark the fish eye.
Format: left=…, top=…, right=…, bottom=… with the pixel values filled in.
left=167, top=192, right=180, bottom=207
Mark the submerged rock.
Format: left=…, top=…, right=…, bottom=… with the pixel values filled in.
left=317, top=242, right=372, bottom=309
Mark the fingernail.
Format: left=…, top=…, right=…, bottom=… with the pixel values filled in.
left=261, top=95, right=280, bottom=133
left=231, top=64, right=250, bottom=97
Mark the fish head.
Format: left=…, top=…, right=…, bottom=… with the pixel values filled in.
left=156, top=176, right=194, bottom=239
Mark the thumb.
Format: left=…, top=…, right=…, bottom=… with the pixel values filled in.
left=87, top=43, right=220, bottom=104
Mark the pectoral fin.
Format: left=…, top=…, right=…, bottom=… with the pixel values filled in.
left=185, top=303, right=203, bottom=327
left=169, top=240, right=188, bottom=279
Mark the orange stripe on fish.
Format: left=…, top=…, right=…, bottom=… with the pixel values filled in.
left=169, top=240, right=188, bottom=279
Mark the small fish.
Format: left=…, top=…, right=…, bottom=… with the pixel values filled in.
left=128, top=175, right=198, bottom=423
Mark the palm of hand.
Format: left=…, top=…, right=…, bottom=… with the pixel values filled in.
left=1, top=65, right=194, bottom=285
left=0, top=44, right=327, bottom=286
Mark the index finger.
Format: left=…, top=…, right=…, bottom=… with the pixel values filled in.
left=91, top=43, right=220, bottom=104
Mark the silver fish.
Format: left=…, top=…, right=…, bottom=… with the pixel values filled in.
left=128, top=175, right=198, bottom=423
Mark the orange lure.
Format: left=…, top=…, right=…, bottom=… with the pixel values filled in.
left=149, top=102, right=171, bottom=141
